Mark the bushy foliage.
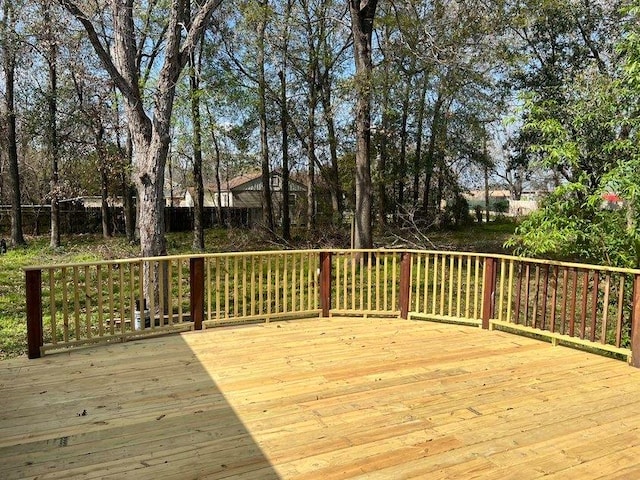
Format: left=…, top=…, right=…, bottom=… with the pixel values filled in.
left=507, top=184, right=639, bottom=266
left=507, top=2, right=640, bottom=268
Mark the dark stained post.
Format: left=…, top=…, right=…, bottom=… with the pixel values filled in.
left=190, top=257, right=204, bottom=330
left=26, top=269, right=43, bottom=359
left=399, top=252, right=412, bottom=320
left=319, top=252, right=332, bottom=317
left=482, top=257, right=497, bottom=329
left=631, top=274, right=640, bottom=367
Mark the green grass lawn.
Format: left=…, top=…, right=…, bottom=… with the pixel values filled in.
left=0, top=222, right=517, bottom=360
left=0, top=228, right=287, bottom=359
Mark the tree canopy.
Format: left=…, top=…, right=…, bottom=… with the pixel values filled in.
left=1, top=0, right=639, bottom=267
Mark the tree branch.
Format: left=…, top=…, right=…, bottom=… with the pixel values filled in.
left=178, top=0, right=224, bottom=70
left=58, top=0, right=137, bottom=104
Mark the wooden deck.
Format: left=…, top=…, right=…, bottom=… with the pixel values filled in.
left=2, top=317, right=640, bottom=479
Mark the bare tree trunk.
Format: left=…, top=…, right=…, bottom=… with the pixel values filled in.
left=278, top=70, right=291, bottom=241
left=423, top=94, right=444, bottom=216
left=413, top=75, right=428, bottom=205
left=257, top=0, right=274, bottom=234
left=397, top=81, right=410, bottom=212
left=44, top=2, right=60, bottom=248
left=113, top=89, right=136, bottom=242
left=123, top=131, right=136, bottom=242
left=349, top=0, right=378, bottom=250
left=97, top=124, right=112, bottom=238
left=306, top=63, right=317, bottom=232
left=377, top=57, right=390, bottom=227
left=1, top=1, right=25, bottom=246
left=319, top=78, right=342, bottom=219
left=211, top=128, right=223, bottom=225
left=190, top=48, right=205, bottom=251
left=484, top=149, right=490, bottom=223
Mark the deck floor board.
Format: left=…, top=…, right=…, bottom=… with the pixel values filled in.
left=1, top=317, right=639, bottom=479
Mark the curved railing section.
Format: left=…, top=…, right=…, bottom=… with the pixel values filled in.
left=24, top=249, right=640, bottom=366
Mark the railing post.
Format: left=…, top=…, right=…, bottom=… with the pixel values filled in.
left=482, top=257, right=497, bottom=330
left=631, top=274, right=640, bottom=367
left=190, top=257, right=204, bottom=331
left=399, top=252, right=412, bottom=320
left=26, top=269, right=43, bottom=359
left=319, top=252, right=332, bottom=317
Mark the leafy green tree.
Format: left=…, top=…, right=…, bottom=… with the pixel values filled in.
left=507, top=3, right=640, bottom=266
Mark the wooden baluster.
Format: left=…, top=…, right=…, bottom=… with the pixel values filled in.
left=540, top=264, right=550, bottom=330
left=580, top=271, right=589, bottom=339
left=320, top=252, right=332, bottom=317
left=118, top=266, right=125, bottom=334
left=465, top=255, right=472, bottom=319
left=549, top=266, right=559, bottom=333
left=129, top=263, right=136, bottom=328
left=601, top=274, right=610, bottom=344
left=73, top=267, right=81, bottom=339
left=506, top=260, right=514, bottom=323
left=482, top=257, right=497, bottom=329
left=631, top=274, right=640, bottom=367
left=392, top=255, right=398, bottom=313
left=456, top=256, right=463, bottom=318
left=439, top=255, right=446, bottom=316
left=179, top=259, right=184, bottom=322
left=497, top=259, right=505, bottom=322
left=432, top=254, right=438, bottom=315
left=367, top=253, right=372, bottom=312
left=49, top=268, right=57, bottom=344
left=358, top=254, right=364, bottom=312
left=376, top=253, right=381, bottom=312
left=26, top=269, right=43, bottom=359
left=513, top=263, right=522, bottom=325
left=383, top=253, right=389, bottom=311
left=569, top=268, right=578, bottom=337
left=616, top=276, right=625, bottom=348
left=473, top=257, right=480, bottom=319
left=289, top=254, right=295, bottom=313
left=251, top=256, right=256, bottom=317
left=561, top=267, right=569, bottom=335
left=523, top=264, right=531, bottom=327
left=424, top=254, right=431, bottom=315
left=531, top=265, right=540, bottom=329
left=448, top=255, right=454, bottom=316
left=243, top=256, right=248, bottom=317
left=234, top=256, right=240, bottom=317
left=84, top=266, right=92, bottom=338
left=258, top=256, right=263, bottom=316
left=399, top=252, right=412, bottom=319
left=590, top=271, right=600, bottom=342
left=190, top=257, right=204, bottom=331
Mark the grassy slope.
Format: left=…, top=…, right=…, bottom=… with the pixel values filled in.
left=0, top=222, right=516, bottom=360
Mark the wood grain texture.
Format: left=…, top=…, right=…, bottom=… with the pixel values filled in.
left=2, top=318, right=639, bottom=479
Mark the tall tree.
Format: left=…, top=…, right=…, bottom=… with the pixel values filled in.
left=43, top=0, right=60, bottom=248
left=349, top=0, right=378, bottom=249
left=0, top=0, right=25, bottom=246
left=60, top=0, right=221, bottom=258
left=189, top=42, right=205, bottom=251
left=256, top=0, right=275, bottom=234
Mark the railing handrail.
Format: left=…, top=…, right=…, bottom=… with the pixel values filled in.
left=25, top=248, right=640, bottom=276
left=24, top=248, right=640, bottom=367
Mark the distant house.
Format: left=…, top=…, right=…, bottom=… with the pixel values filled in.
left=463, top=189, right=542, bottom=217
left=182, top=171, right=307, bottom=226
left=75, top=196, right=123, bottom=209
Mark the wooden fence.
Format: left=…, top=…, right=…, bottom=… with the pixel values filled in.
left=25, top=249, right=640, bottom=366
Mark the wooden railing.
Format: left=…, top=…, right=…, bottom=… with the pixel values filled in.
left=24, top=249, right=640, bottom=366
